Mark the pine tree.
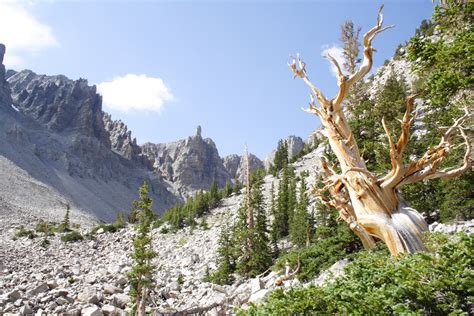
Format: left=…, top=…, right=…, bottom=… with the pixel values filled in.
left=249, top=172, right=272, bottom=275
left=290, top=175, right=310, bottom=248
left=269, top=182, right=279, bottom=257
left=235, top=171, right=271, bottom=277
left=58, top=203, right=71, bottom=232
left=274, top=166, right=295, bottom=238
left=209, top=180, right=220, bottom=209
left=340, top=20, right=361, bottom=74
left=222, top=181, right=233, bottom=198
left=127, top=182, right=157, bottom=316
left=270, top=139, right=289, bottom=175
left=210, top=224, right=235, bottom=284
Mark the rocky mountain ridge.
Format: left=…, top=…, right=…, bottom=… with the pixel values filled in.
left=0, top=44, right=270, bottom=223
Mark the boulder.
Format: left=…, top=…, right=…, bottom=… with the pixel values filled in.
left=82, top=306, right=103, bottom=316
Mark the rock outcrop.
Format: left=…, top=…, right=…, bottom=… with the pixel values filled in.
left=222, top=153, right=264, bottom=182
left=264, top=135, right=305, bottom=170
left=0, top=44, right=267, bottom=221
left=0, top=44, right=12, bottom=112
left=0, top=47, right=179, bottom=221
left=102, top=113, right=145, bottom=163
left=141, top=126, right=232, bottom=198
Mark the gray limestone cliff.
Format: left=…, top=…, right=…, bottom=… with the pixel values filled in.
left=141, top=126, right=232, bottom=197
left=222, top=153, right=264, bottom=182
left=264, top=135, right=305, bottom=170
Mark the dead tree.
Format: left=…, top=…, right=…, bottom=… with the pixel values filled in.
left=289, top=5, right=471, bottom=256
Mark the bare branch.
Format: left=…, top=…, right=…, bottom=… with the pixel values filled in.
left=288, top=54, right=329, bottom=106
left=397, top=107, right=471, bottom=186
left=346, top=5, right=393, bottom=89
left=380, top=96, right=415, bottom=189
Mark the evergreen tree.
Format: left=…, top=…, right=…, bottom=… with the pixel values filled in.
left=270, top=139, right=289, bottom=175
left=269, top=182, right=280, bottom=257
left=210, top=224, right=235, bottom=285
left=340, top=20, right=361, bottom=74
left=290, top=175, right=310, bottom=248
left=209, top=180, right=220, bottom=209
left=127, top=182, right=157, bottom=316
left=233, top=180, right=242, bottom=195
left=222, top=181, right=233, bottom=198
left=274, top=166, right=295, bottom=238
left=58, top=203, right=71, bottom=232
left=235, top=172, right=272, bottom=277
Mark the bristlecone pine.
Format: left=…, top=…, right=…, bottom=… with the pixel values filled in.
left=289, top=5, right=471, bottom=256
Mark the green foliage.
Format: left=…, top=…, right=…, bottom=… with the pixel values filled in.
left=209, top=224, right=235, bottom=285
left=127, top=182, right=157, bottom=310
left=60, top=230, right=83, bottom=243
left=161, top=180, right=236, bottom=230
left=275, top=207, right=361, bottom=281
left=289, top=141, right=318, bottom=163
left=177, top=274, right=184, bottom=285
left=57, top=204, right=72, bottom=233
left=91, top=211, right=128, bottom=234
left=269, top=139, right=288, bottom=175
left=234, top=171, right=272, bottom=278
left=401, top=1, right=474, bottom=222
left=35, top=220, right=55, bottom=236
left=212, top=171, right=272, bottom=282
left=272, top=166, right=296, bottom=239
left=289, top=175, right=311, bottom=248
left=14, top=226, right=37, bottom=239
left=244, top=233, right=473, bottom=315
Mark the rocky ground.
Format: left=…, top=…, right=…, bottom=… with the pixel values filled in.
left=1, top=145, right=472, bottom=316
left=0, top=192, right=310, bottom=316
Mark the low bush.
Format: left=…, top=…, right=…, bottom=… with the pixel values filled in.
left=14, top=226, right=37, bottom=239
left=60, top=230, right=83, bottom=243
left=274, top=223, right=362, bottom=281
left=243, top=233, right=473, bottom=315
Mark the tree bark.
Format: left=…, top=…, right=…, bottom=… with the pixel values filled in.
left=289, top=5, right=471, bottom=256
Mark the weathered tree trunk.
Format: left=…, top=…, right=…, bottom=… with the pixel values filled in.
left=289, top=6, right=471, bottom=256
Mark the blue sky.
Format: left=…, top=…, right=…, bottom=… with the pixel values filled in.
left=0, top=0, right=435, bottom=159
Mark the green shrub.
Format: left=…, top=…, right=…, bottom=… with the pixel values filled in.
left=90, top=212, right=127, bottom=235
left=14, top=226, right=37, bottom=239
left=60, top=230, right=83, bottom=243
left=160, top=226, right=169, bottom=234
left=274, top=220, right=362, bottom=281
left=243, top=233, right=473, bottom=315
left=35, top=220, right=55, bottom=236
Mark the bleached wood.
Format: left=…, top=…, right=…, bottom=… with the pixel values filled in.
left=289, top=6, right=471, bottom=256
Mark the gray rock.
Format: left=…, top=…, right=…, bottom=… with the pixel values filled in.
left=26, top=283, right=49, bottom=296
left=6, top=290, right=21, bottom=301
left=19, top=304, right=32, bottom=315
left=82, top=306, right=103, bottom=316
left=248, top=289, right=269, bottom=303
left=141, top=126, right=233, bottom=197
left=222, top=153, right=264, bottom=182
left=103, top=284, right=123, bottom=295
left=264, top=135, right=305, bottom=170
left=47, top=280, right=58, bottom=289
left=111, top=293, right=130, bottom=308
left=250, top=277, right=263, bottom=293
left=77, top=287, right=99, bottom=304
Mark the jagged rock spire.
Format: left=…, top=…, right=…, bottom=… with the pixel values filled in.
left=196, top=125, right=202, bottom=138
left=0, top=44, right=5, bottom=64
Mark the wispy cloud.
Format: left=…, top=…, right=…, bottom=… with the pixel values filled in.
left=321, top=45, right=346, bottom=77
left=0, top=1, right=58, bottom=68
left=97, top=74, right=174, bottom=113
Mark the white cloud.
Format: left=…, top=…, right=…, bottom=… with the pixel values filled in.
left=321, top=45, right=346, bottom=77
left=0, top=1, right=58, bottom=67
left=97, top=74, right=174, bottom=113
